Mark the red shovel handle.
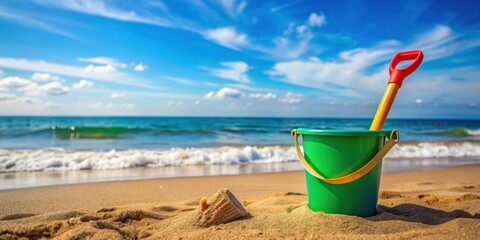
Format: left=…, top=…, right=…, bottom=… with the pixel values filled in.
left=388, top=50, right=424, bottom=88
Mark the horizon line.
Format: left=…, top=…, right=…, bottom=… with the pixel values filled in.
left=0, top=115, right=479, bottom=121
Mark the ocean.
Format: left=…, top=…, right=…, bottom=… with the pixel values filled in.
left=1, top=117, right=480, bottom=189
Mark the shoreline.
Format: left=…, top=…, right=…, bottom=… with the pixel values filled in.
left=2, top=157, right=480, bottom=191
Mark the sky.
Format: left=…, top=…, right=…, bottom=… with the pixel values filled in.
left=0, top=0, right=479, bottom=118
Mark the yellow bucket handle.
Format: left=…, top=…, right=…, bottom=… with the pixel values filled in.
left=291, top=129, right=399, bottom=185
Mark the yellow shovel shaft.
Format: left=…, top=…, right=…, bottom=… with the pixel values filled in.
left=370, top=83, right=399, bottom=130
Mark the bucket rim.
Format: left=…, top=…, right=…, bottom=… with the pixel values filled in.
left=297, top=128, right=393, bottom=137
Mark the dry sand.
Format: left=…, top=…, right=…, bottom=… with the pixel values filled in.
left=0, top=164, right=479, bottom=239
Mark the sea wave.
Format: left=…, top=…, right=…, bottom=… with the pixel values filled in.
left=2, top=125, right=480, bottom=141
left=423, top=127, right=480, bottom=137
left=50, top=126, right=148, bottom=139
left=11, top=126, right=295, bottom=138
left=1, top=141, right=480, bottom=172
left=4, top=126, right=221, bottom=139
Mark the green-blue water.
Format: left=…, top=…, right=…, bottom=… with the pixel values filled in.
left=1, top=117, right=479, bottom=150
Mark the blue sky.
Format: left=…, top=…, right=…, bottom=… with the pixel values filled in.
left=0, top=0, right=479, bottom=118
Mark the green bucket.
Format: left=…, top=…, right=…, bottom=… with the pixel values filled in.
left=291, top=128, right=399, bottom=217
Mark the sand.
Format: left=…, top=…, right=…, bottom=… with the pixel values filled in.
left=0, top=164, right=479, bottom=239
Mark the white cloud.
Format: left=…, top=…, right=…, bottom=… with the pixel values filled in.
left=16, top=0, right=253, bottom=52
left=256, top=30, right=313, bottom=60
left=148, top=0, right=169, bottom=12
left=0, top=76, right=35, bottom=90
left=73, top=102, right=135, bottom=110
left=74, top=102, right=113, bottom=110
left=78, top=57, right=127, bottom=68
left=266, top=45, right=395, bottom=97
left=31, top=72, right=62, bottom=82
left=204, top=87, right=278, bottom=101
left=72, top=79, right=95, bottom=89
left=9, top=96, right=42, bottom=104
left=204, top=87, right=245, bottom=99
left=45, top=101, right=64, bottom=108
left=0, top=57, right=163, bottom=90
left=280, top=92, right=303, bottom=104
left=269, top=37, right=409, bottom=95
left=40, top=82, right=69, bottom=95
left=204, top=27, right=248, bottom=50
left=284, top=22, right=313, bottom=40
left=162, top=76, right=196, bottom=86
left=33, top=0, right=173, bottom=28
left=6, top=0, right=323, bottom=59
left=219, top=0, right=247, bottom=17
left=205, top=82, right=221, bottom=87
left=254, top=10, right=323, bottom=60
left=408, top=25, right=452, bottom=51
left=0, top=69, right=3, bottom=77
left=19, top=0, right=251, bottom=52
left=206, top=61, right=251, bottom=83
left=0, top=75, right=69, bottom=96
left=84, top=64, right=116, bottom=73
left=0, top=93, right=16, bottom=101
left=308, top=12, right=326, bottom=27
left=120, top=103, right=135, bottom=109
left=283, top=23, right=295, bottom=36
left=134, top=63, right=148, bottom=71
left=269, top=2, right=301, bottom=12
left=296, top=25, right=309, bottom=38
left=248, top=92, right=277, bottom=100
left=93, top=88, right=197, bottom=101
left=267, top=24, right=479, bottom=99
left=111, top=92, right=126, bottom=99
left=166, top=101, right=183, bottom=107
left=267, top=24, right=480, bottom=107
left=400, top=66, right=480, bottom=106
left=227, top=83, right=275, bottom=92
left=0, top=7, right=77, bottom=39
left=407, top=25, right=480, bottom=61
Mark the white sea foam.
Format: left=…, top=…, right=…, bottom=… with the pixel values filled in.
left=0, top=146, right=297, bottom=172
left=388, top=142, right=480, bottom=158
left=466, top=128, right=480, bottom=136
left=1, top=142, right=479, bottom=172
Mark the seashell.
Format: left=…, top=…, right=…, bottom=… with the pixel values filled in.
left=193, top=188, right=249, bottom=227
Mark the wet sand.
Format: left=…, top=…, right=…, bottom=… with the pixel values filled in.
left=1, top=164, right=479, bottom=239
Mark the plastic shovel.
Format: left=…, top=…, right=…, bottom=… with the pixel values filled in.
left=370, top=50, right=424, bottom=130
